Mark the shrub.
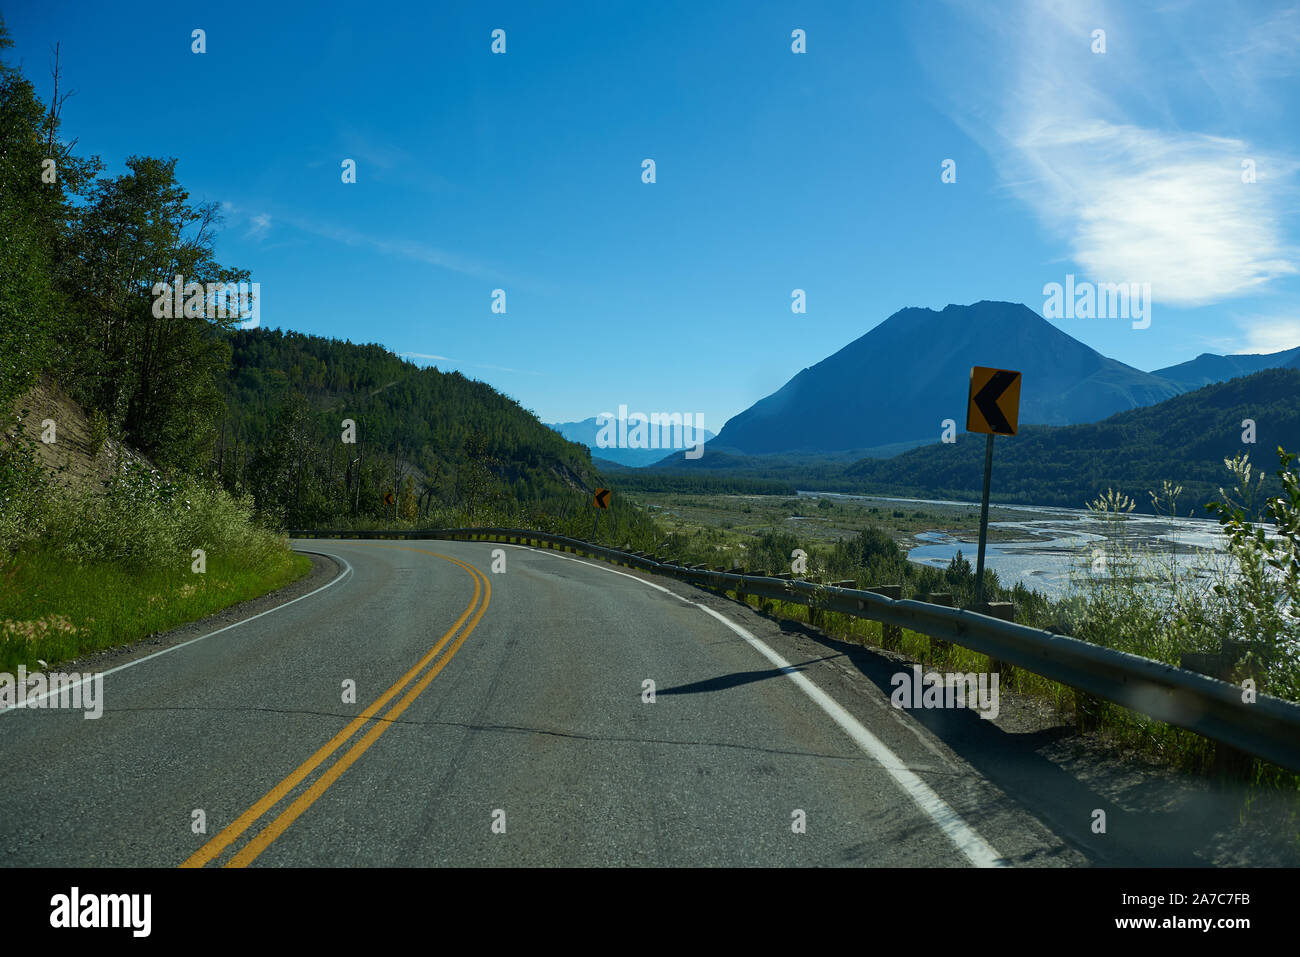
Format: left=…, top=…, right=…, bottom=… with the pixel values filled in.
left=1062, top=450, right=1300, bottom=706
left=0, top=419, right=53, bottom=557
left=1205, top=449, right=1300, bottom=701
left=33, top=454, right=287, bottom=571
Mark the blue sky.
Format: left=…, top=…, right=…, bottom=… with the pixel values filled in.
left=6, top=0, right=1298, bottom=429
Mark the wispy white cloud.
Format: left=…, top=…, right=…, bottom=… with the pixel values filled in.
left=921, top=0, right=1299, bottom=307
left=1194, top=332, right=1241, bottom=353
left=218, top=202, right=274, bottom=242
left=246, top=213, right=271, bottom=239
left=1014, top=121, right=1296, bottom=304
left=474, top=363, right=545, bottom=376
left=336, top=125, right=457, bottom=194
left=1203, top=5, right=1300, bottom=102
left=401, top=352, right=545, bottom=376
left=287, top=218, right=501, bottom=280
left=1231, top=313, right=1300, bottom=354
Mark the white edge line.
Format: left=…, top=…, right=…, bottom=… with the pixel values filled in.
left=502, top=542, right=1007, bottom=868
left=0, top=548, right=354, bottom=716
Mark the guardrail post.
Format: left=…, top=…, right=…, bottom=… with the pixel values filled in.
left=983, top=602, right=1015, bottom=678
left=865, top=585, right=902, bottom=650
left=806, top=577, right=823, bottom=628
left=927, top=593, right=953, bottom=658
left=821, top=581, right=853, bottom=635
left=727, top=567, right=746, bottom=604
left=1181, top=640, right=1262, bottom=781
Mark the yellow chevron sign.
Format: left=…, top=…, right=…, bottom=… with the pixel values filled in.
left=966, top=367, right=1021, bottom=436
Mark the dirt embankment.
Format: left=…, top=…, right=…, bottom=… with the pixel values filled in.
left=6, top=379, right=154, bottom=491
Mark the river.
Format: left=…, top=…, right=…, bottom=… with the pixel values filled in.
left=798, top=491, right=1235, bottom=599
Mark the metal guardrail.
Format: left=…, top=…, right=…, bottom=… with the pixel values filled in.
left=290, top=526, right=1300, bottom=773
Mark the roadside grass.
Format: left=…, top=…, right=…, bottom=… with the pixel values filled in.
left=0, top=547, right=311, bottom=672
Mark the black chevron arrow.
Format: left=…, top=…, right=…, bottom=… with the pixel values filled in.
left=594, top=489, right=610, bottom=508
left=973, top=371, right=1018, bottom=434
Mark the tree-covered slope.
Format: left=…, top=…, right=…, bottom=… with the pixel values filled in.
left=216, top=328, right=603, bottom=525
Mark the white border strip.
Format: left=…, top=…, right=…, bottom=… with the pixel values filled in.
left=502, top=543, right=1006, bottom=867
left=1, top=549, right=353, bottom=716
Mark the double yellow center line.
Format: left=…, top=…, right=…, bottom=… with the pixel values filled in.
left=181, top=545, right=490, bottom=868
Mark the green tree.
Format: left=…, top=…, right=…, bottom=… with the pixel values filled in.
left=0, top=20, right=98, bottom=409
left=60, top=155, right=246, bottom=470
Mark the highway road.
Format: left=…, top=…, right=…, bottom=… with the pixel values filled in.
left=0, top=539, right=1127, bottom=866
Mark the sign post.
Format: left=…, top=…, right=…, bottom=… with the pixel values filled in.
left=965, top=367, right=1022, bottom=608
left=974, top=433, right=995, bottom=607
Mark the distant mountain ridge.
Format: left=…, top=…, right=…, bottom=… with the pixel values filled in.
left=709, top=301, right=1183, bottom=455
left=549, top=416, right=716, bottom=468
left=1152, top=346, right=1300, bottom=390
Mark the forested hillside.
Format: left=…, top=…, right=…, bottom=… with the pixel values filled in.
left=215, top=328, right=613, bottom=529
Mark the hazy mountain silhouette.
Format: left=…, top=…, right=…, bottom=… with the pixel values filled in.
left=548, top=416, right=715, bottom=467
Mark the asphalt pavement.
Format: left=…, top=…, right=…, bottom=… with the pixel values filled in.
left=0, top=539, right=1095, bottom=866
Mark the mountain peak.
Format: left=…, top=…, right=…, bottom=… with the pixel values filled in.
left=708, top=300, right=1181, bottom=455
